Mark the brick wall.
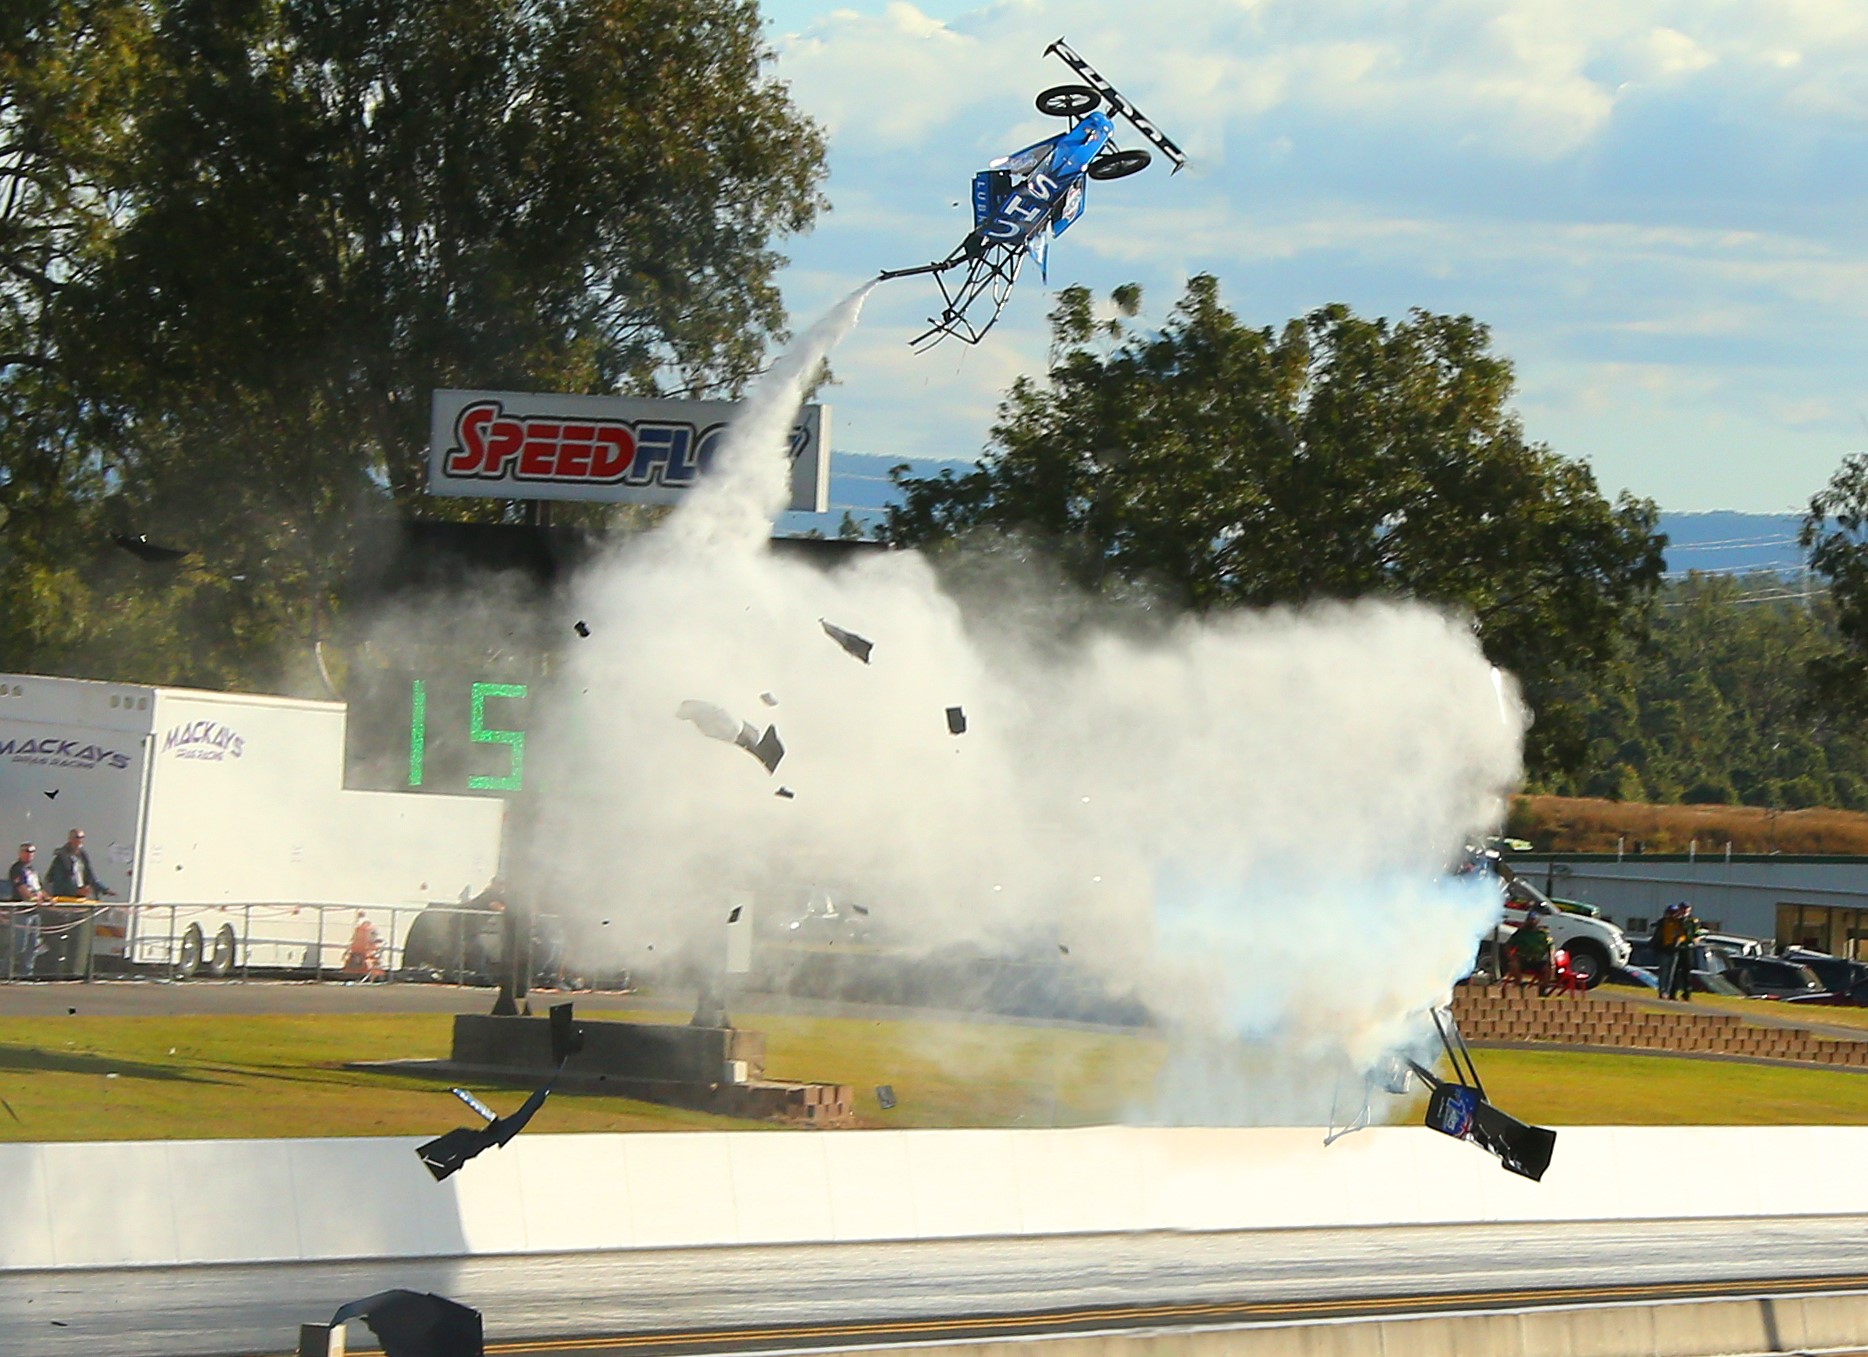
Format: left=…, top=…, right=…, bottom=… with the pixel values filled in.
left=1451, top=986, right=1868, bottom=1068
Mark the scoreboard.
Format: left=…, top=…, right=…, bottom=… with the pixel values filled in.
left=346, top=671, right=534, bottom=797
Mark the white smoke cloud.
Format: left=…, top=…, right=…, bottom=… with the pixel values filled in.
left=526, top=290, right=1524, bottom=1126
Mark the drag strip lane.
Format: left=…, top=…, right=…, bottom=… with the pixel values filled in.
left=483, top=1273, right=1868, bottom=1357
left=10, top=1216, right=1868, bottom=1357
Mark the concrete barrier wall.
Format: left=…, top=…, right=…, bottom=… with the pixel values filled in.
left=880, top=1292, right=1868, bottom=1357
left=7, top=1124, right=1868, bottom=1270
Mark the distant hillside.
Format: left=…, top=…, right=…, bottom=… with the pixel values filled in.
left=1657, top=510, right=1805, bottom=578
left=785, top=461, right=1816, bottom=571
left=1509, top=795, right=1868, bottom=856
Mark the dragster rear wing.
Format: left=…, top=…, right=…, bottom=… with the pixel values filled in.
left=1046, top=38, right=1188, bottom=173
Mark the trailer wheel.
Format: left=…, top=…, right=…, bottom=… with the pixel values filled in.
left=175, top=924, right=204, bottom=980
left=1036, top=84, right=1101, bottom=118
left=207, top=925, right=237, bottom=979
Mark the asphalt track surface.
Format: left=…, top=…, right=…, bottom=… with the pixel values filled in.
left=8, top=1215, right=1868, bottom=1357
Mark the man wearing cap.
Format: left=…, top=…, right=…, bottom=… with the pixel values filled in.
left=7, top=843, right=47, bottom=978
left=1653, top=903, right=1696, bottom=1001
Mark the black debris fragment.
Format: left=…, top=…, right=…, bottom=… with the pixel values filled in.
left=1058, top=944, right=1070, bottom=955
left=876, top=1084, right=897, bottom=1111
left=573, top=621, right=590, bottom=638
left=112, top=533, right=189, bottom=563
left=331, top=1289, right=483, bottom=1357
left=739, top=724, right=784, bottom=774
left=775, top=787, right=795, bottom=800
left=43, top=789, right=57, bottom=800
left=726, top=906, right=742, bottom=924
left=851, top=904, right=870, bottom=916
left=820, top=619, right=873, bottom=664
left=416, top=1083, right=553, bottom=1181
left=0, top=1097, right=20, bottom=1123
left=945, top=706, right=967, bottom=735
left=66, top=1007, right=75, bottom=1015
left=549, top=1001, right=585, bottom=1067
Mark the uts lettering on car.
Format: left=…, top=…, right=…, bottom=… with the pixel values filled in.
left=443, top=399, right=728, bottom=488
left=982, top=172, right=1063, bottom=240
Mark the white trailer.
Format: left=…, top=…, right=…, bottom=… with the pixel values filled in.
left=0, top=673, right=505, bottom=975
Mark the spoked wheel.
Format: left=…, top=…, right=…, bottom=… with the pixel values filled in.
left=1088, top=148, right=1152, bottom=180
left=1036, top=84, right=1101, bottom=118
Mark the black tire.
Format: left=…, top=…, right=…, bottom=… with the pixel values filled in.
left=1566, top=940, right=1610, bottom=989
left=176, top=924, right=203, bottom=980
left=1088, top=148, right=1152, bottom=180
left=207, top=924, right=237, bottom=978
left=1036, top=84, right=1101, bottom=118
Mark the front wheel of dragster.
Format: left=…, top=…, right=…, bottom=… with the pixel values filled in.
left=1088, top=148, right=1152, bottom=180
left=207, top=924, right=237, bottom=978
left=1565, top=940, right=1610, bottom=989
left=1036, top=84, right=1101, bottom=117
left=175, top=923, right=204, bottom=980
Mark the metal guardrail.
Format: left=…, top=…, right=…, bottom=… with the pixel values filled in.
left=0, top=900, right=519, bottom=984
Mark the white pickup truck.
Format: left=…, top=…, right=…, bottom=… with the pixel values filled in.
left=1486, top=861, right=1632, bottom=988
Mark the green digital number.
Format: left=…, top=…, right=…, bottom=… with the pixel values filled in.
left=408, top=679, right=428, bottom=787
left=468, top=682, right=527, bottom=790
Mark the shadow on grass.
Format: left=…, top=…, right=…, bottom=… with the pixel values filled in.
left=0, top=1045, right=221, bottom=1083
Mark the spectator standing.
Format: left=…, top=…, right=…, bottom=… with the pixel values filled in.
left=7, top=842, right=47, bottom=978
left=1653, top=902, right=1695, bottom=1001
left=46, top=828, right=110, bottom=900
left=43, top=828, right=111, bottom=977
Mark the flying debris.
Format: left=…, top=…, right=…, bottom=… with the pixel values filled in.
left=760, top=692, right=779, bottom=707
left=775, top=787, right=796, bottom=800
left=331, top=1289, right=483, bottom=1357
left=42, top=789, right=57, bottom=799
left=879, top=39, right=1183, bottom=347
left=876, top=1084, right=898, bottom=1111
left=416, top=1084, right=552, bottom=1182
left=1335, top=1009, right=1555, bottom=1180
left=727, top=906, right=743, bottom=924
left=573, top=621, right=590, bottom=638
left=945, top=706, right=967, bottom=735
left=820, top=619, right=874, bottom=664
left=112, top=533, right=190, bottom=564
left=676, top=699, right=742, bottom=743
left=676, top=701, right=784, bottom=773
left=416, top=1003, right=582, bottom=1182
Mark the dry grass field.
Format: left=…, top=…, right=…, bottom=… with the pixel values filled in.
left=1509, top=794, right=1868, bottom=855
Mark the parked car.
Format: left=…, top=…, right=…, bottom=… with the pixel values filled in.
left=1779, top=948, right=1868, bottom=1006
left=1625, top=941, right=1747, bottom=996
left=1699, top=932, right=1768, bottom=958
left=1485, top=865, right=1631, bottom=988
left=1719, top=954, right=1827, bottom=1000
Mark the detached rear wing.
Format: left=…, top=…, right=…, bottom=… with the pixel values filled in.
left=1045, top=38, right=1188, bottom=173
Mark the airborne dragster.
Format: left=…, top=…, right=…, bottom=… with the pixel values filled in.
left=878, top=40, right=1185, bottom=348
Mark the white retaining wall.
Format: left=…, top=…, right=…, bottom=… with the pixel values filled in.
left=5, top=1125, right=1868, bottom=1271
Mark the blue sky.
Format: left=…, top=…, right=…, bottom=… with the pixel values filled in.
left=757, top=0, right=1868, bottom=514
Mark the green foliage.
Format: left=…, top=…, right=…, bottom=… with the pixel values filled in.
left=885, top=277, right=1665, bottom=778
left=0, top=0, right=826, bottom=688
left=1534, top=573, right=1868, bottom=811
left=1801, top=453, right=1868, bottom=715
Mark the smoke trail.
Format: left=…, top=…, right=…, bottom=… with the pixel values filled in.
left=532, top=289, right=1525, bottom=1128
left=662, top=281, right=877, bottom=558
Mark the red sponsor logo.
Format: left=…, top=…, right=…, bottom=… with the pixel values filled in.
left=443, top=400, right=723, bottom=488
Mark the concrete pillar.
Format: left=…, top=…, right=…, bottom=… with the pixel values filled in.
left=297, top=1322, right=345, bottom=1357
